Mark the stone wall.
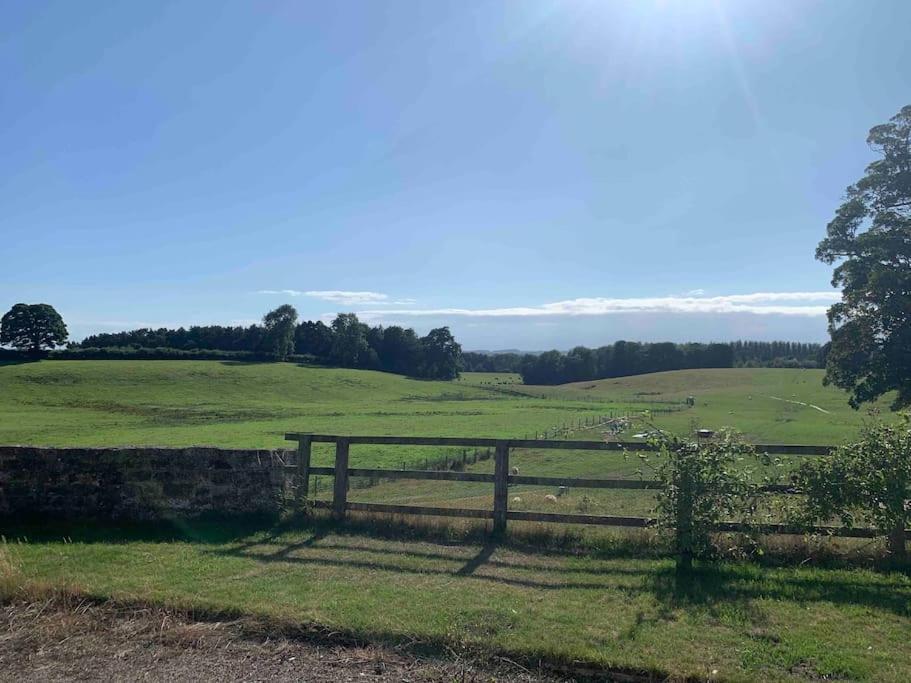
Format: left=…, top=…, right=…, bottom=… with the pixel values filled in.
left=0, top=446, right=293, bottom=519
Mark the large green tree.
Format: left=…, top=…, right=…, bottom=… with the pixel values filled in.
left=420, top=327, right=461, bottom=380
left=0, top=303, right=68, bottom=354
left=816, top=105, right=911, bottom=409
left=294, top=320, right=334, bottom=357
left=329, top=313, right=369, bottom=367
left=262, top=304, right=298, bottom=360
left=380, top=325, right=424, bottom=375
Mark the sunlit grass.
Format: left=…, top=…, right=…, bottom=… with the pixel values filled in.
left=3, top=519, right=909, bottom=682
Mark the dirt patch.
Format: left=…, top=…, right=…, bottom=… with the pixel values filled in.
left=767, top=396, right=831, bottom=414
left=0, top=598, right=564, bottom=682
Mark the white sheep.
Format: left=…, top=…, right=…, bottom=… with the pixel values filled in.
left=511, top=466, right=519, bottom=476
left=544, top=494, right=558, bottom=503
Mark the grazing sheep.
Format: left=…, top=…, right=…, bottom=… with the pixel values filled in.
left=544, top=494, right=558, bottom=503
left=512, top=496, right=522, bottom=503
left=511, top=466, right=519, bottom=476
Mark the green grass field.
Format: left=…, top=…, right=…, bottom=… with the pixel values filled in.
left=2, top=360, right=907, bottom=681
left=4, top=519, right=910, bottom=682
left=0, top=360, right=620, bottom=468
left=0, top=361, right=881, bottom=450
left=541, top=368, right=887, bottom=445
left=0, top=360, right=886, bottom=516
left=0, top=360, right=881, bottom=492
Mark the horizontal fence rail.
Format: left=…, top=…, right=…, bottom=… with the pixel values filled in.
left=286, top=433, right=834, bottom=456
left=285, top=433, right=905, bottom=540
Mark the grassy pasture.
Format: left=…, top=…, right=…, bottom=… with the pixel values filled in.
left=2, top=360, right=909, bottom=681
left=0, top=361, right=888, bottom=518
left=0, top=361, right=882, bottom=508
left=0, top=362, right=879, bottom=451
left=456, top=371, right=523, bottom=385
left=521, top=368, right=886, bottom=444
left=3, top=520, right=910, bottom=682
left=0, top=360, right=622, bottom=468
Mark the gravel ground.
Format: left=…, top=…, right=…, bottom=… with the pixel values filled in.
left=0, top=598, right=569, bottom=682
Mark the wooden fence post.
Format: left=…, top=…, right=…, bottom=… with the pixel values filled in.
left=888, top=525, right=907, bottom=563
left=493, top=441, right=509, bottom=535
left=676, top=459, right=694, bottom=574
left=332, top=438, right=350, bottom=521
left=295, top=434, right=312, bottom=508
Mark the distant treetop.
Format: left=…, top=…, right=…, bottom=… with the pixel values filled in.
left=0, top=303, right=68, bottom=354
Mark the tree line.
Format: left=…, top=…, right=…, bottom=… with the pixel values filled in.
left=460, top=340, right=824, bottom=384
left=2, top=303, right=822, bottom=385
left=730, top=340, right=824, bottom=367
left=517, top=342, right=735, bottom=385
left=72, top=306, right=463, bottom=380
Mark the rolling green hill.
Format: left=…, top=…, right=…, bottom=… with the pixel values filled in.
left=0, top=360, right=615, bottom=467
left=535, top=367, right=886, bottom=444
left=0, top=362, right=883, bottom=453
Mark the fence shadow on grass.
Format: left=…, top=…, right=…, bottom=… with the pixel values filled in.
left=0, top=511, right=646, bottom=555
left=205, top=524, right=911, bottom=619
left=6, top=511, right=910, bottom=617
left=208, top=540, right=646, bottom=592
left=650, top=563, right=911, bottom=623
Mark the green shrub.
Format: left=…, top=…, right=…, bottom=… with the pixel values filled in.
left=636, top=429, right=759, bottom=571
left=797, top=415, right=911, bottom=560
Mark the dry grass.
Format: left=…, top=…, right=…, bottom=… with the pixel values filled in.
left=0, top=591, right=572, bottom=682
left=0, top=543, right=23, bottom=603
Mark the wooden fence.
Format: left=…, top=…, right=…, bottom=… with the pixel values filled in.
left=280, top=433, right=905, bottom=541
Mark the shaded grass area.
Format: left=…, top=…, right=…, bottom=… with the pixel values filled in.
left=3, top=516, right=910, bottom=682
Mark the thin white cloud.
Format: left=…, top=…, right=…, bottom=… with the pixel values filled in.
left=304, top=290, right=389, bottom=304
left=258, top=290, right=414, bottom=305
left=358, top=297, right=419, bottom=306
left=355, top=291, right=839, bottom=320
left=259, top=289, right=298, bottom=296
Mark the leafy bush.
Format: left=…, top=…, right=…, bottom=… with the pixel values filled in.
left=636, top=429, right=760, bottom=570
left=797, top=415, right=911, bottom=560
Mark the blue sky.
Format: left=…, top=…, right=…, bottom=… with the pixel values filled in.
left=2, top=1, right=908, bottom=350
